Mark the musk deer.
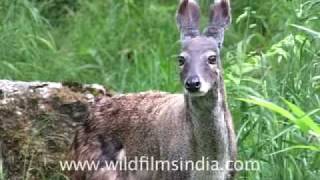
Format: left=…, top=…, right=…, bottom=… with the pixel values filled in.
left=70, top=0, right=236, bottom=179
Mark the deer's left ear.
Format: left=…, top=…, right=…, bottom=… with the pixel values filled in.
left=176, top=0, right=201, bottom=40
left=204, top=0, right=231, bottom=49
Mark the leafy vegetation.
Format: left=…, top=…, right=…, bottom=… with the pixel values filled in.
left=0, top=0, right=319, bottom=179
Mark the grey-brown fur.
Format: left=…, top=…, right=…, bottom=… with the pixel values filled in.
left=70, top=0, right=236, bottom=179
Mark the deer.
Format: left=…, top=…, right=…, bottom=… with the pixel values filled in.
left=70, top=0, right=236, bottom=179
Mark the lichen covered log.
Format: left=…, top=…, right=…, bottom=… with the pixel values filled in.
left=0, top=80, right=112, bottom=179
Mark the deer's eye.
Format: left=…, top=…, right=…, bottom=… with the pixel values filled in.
left=208, top=55, right=217, bottom=65
left=177, top=56, right=186, bottom=66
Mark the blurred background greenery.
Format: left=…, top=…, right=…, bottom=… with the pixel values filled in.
left=0, top=0, right=319, bottom=179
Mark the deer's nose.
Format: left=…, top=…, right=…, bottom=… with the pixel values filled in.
left=185, top=76, right=201, bottom=93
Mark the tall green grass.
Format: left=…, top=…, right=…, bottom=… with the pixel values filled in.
left=0, top=0, right=319, bottom=179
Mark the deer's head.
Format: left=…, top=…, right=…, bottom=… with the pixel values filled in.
left=177, top=0, right=231, bottom=96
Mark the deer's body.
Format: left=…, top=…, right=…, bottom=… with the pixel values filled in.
left=71, top=1, right=237, bottom=179
left=72, top=90, right=235, bottom=180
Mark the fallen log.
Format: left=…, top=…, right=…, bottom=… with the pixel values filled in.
left=0, top=80, right=112, bottom=179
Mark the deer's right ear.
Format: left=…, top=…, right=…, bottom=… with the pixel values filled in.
left=176, top=0, right=201, bottom=40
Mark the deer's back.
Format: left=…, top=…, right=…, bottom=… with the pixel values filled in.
left=70, top=91, right=190, bottom=179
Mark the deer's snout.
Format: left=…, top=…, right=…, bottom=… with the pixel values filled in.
left=185, top=76, right=201, bottom=93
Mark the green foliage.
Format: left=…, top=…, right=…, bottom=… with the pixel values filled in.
left=239, top=97, right=320, bottom=135
left=0, top=0, right=320, bottom=179
left=0, top=158, right=6, bottom=180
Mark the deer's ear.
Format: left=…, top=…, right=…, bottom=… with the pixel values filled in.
left=204, top=0, right=231, bottom=48
left=176, top=0, right=201, bottom=40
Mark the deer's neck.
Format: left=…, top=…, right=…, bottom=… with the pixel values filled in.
left=185, top=80, right=230, bottom=163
